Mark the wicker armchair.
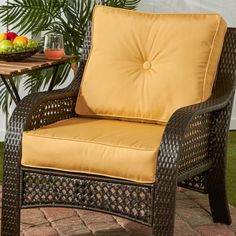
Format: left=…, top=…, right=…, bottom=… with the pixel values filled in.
left=1, top=16, right=236, bottom=236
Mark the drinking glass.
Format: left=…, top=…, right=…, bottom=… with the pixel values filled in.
left=44, top=33, right=65, bottom=59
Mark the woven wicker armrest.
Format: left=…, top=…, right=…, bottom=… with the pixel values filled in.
left=156, top=74, right=235, bottom=184
left=5, top=62, right=86, bottom=137
left=8, top=88, right=77, bottom=132
left=3, top=63, right=86, bottom=178
left=3, top=88, right=78, bottom=166
left=153, top=75, right=235, bottom=232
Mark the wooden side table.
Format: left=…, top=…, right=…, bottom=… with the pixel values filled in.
left=0, top=54, right=75, bottom=104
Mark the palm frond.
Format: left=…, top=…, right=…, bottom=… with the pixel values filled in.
left=51, top=63, right=72, bottom=88
left=0, top=76, right=21, bottom=113
left=23, top=70, right=49, bottom=93
left=0, top=0, right=64, bottom=34
left=60, top=0, right=95, bottom=56
left=99, top=0, right=140, bottom=9
left=23, top=63, right=71, bottom=92
left=0, top=80, right=8, bottom=113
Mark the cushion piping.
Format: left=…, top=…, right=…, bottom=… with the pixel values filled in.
left=21, top=162, right=156, bottom=184
left=23, top=133, right=159, bottom=151
left=202, top=15, right=221, bottom=99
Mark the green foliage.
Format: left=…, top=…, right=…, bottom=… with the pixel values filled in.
left=0, top=142, right=3, bottom=182
left=0, top=0, right=140, bottom=113
left=99, top=0, right=141, bottom=9
left=227, top=131, right=236, bottom=207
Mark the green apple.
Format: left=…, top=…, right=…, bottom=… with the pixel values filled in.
left=0, top=40, right=13, bottom=52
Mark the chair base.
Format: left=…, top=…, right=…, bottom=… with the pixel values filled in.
left=21, top=167, right=154, bottom=225
left=1, top=167, right=232, bottom=236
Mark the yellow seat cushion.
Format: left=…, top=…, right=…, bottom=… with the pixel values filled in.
left=76, top=6, right=227, bottom=124
left=22, top=118, right=165, bottom=183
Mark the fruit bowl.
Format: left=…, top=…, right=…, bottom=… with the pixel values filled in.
left=0, top=48, right=39, bottom=61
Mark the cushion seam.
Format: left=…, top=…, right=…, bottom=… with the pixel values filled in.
left=76, top=7, right=96, bottom=106
left=202, top=15, right=221, bottom=100
left=78, top=113, right=167, bottom=125
left=21, top=163, right=156, bottom=184
left=23, top=133, right=158, bottom=151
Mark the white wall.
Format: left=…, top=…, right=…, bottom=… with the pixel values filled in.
left=138, top=0, right=236, bottom=130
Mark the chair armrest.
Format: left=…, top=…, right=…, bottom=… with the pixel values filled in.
left=156, top=74, right=236, bottom=184
left=1, top=88, right=76, bottom=195
left=6, top=61, right=86, bottom=136
left=3, top=62, right=85, bottom=176
left=153, top=75, right=235, bottom=227
left=8, top=88, right=77, bottom=132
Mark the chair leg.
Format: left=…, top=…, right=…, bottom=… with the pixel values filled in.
left=1, top=179, right=21, bottom=236
left=153, top=213, right=175, bottom=236
left=208, top=166, right=231, bottom=224
left=152, top=195, right=176, bottom=236
left=207, top=102, right=232, bottom=225
left=153, top=184, right=177, bottom=236
left=1, top=141, right=21, bottom=235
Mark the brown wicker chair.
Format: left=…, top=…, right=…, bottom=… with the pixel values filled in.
left=1, top=19, right=236, bottom=236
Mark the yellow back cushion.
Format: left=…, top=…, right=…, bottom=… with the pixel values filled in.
left=76, top=6, right=227, bottom=124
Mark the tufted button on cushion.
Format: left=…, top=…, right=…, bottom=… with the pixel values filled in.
left=143, top=61, right=152, bottom=70
left=76, top=6, right=227, bottom=124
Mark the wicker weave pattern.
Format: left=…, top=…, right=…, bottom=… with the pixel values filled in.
left=152, top=112, right=213, bottom=234
left=1, top=23, right=236, bottom=236
left=178, top=28, right=236, bottom=193
left=179, top=173, right=208, bottom=192
left=219, top=28, right=236, bottom=80
left=207, top=99, right=233, bottom=224
left=21, top=169, right=153, bottom=224
left=80, top=21, right=92, bottom=62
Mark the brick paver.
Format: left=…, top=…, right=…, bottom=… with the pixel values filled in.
left=0, top=187, right=235, bottom=235
left=195, top=225, right=235, bottom=236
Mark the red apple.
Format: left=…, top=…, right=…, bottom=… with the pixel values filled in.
left=6, top=32, right=18, bottom=41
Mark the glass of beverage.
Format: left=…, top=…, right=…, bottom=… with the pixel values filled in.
left=44, top=33, right=65, bottom=60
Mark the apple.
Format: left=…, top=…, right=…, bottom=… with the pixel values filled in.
left=0, top=33, right=6, bottom=42
left=6, top=32, right=18, bottom=41
left=0, top=40, right=13, bottom=52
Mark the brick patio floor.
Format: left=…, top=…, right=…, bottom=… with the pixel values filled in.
left=0, top=187, right=235, bottom=236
